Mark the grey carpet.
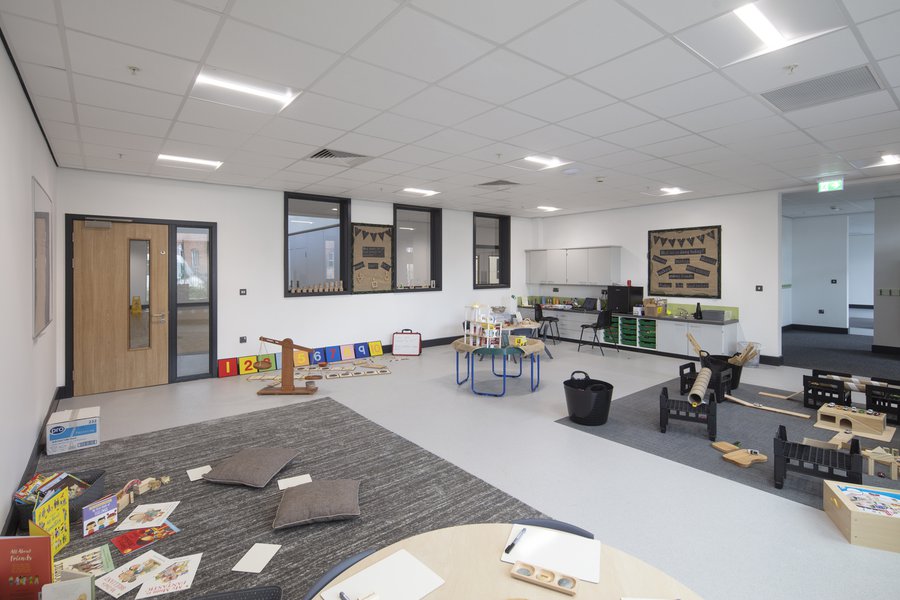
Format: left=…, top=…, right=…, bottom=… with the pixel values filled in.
left=36, top=398, right=543, bottom=599
left=782, top=329, right=900, bottom=379
left=557, top=378, right=900, bottom=509
left=849, top=316, right=874, bottom=329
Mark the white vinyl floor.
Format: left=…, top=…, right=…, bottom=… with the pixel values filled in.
left=58, top=342, right=899, bottom=600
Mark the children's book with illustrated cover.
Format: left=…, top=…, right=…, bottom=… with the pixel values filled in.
left=38, top=473, right=89, bottom=502
left=0, top=535, right=53, bottom=599
left=53, top=544, right=114, bottom=581
left=82, top=495, right=117, bottom=537
left=14, top=472, right=60, bottom=505
left=135, top=553, right=202, bottom=599
left=41, top=574, right=95, bottom=600
left=29, top=487, right=70, bottom=558
left=111, top=522, right=180, bottom=556
left=95, top=550, right=168, bottom=599
left=115, top=502, right=179, bottom=532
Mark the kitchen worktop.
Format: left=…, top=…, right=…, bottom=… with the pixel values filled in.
left=614, top=313, right=739, bottom=325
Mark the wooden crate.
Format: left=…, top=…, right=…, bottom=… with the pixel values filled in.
left=823, top=480, right=900, bottom=553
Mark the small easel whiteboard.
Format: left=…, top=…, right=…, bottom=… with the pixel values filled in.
left=392, top=329, right=422, bottom=356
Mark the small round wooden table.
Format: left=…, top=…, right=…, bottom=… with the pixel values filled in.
left=323, top=523, right=703, bottom=599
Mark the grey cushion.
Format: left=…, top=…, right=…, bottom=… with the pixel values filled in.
left=202, top=447, right=299, bottom=488
left=272, top=480, right=360, bottom=529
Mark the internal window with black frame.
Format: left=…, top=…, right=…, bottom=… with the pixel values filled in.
left=394, top=205, right=441, bottom=290
left=285, top=193, right=349, bottom=295
left=473, top=213, right=509, bottom=288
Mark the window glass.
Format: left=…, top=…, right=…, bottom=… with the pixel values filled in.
left=286, top=195, right=347, bottom=294
left=395, top=208, right=434, bottom=289
left=474, top=214, right=509, bottom=287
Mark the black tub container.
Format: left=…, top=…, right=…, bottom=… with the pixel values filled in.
left=701, top=353, right=742, bottom=390
left=564, top=371, right=614, bottom=425
left=15, top=469, right=106, bottom=531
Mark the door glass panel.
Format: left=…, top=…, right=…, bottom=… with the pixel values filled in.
left=176, top=227, right=211, bottom=377
left=128, top=239, right=150, bottom=350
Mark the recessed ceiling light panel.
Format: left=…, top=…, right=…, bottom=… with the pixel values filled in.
left=850, top=153, right=900, bottom=169
left=157, top=154, right=222, bottom=170
left=192, top=68, right=300, bottom=114
left=507, top=155, right=573, bottom=171
left=398, top=187, right=440, bottom=197
left=641, top=186, right=692, bottom=197
left=536, top=206, right=561, bottom=212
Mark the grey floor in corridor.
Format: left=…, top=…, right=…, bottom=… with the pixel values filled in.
left=59, top=343, right=900, bottom=600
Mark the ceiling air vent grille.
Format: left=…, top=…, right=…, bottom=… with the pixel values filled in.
left=761, top=65, right=882, bottom=112
left=305, top=148, right=372, bottom=167
left=477, top=179, right=520, bottom=187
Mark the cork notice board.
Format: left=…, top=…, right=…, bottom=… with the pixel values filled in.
left=648, top=225, right=721, bottom=298
left=352, top=223, right=393, bottom=293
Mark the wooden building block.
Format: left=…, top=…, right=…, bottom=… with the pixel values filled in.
left=325, top=346, right=342, bottom=363
left=217, top=358, right=238, bottom=378
left=823, top=480, right=900, bottom=553
left=340, top=344, right=355, bottom=361
left=255, top=353, right=277, bottom=372
left=815, top=404, right=896, bottom=441
left=354, top=342, right=371, bottom=359
left=293, top=350, right=310, bottom=367
left=368, top=341, right=384, bottom=356
left=310, top=348, right=326, bottom=364
left=237, top=355, right=258, bottom=375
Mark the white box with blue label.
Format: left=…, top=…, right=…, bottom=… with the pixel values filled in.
left=46, top=407, right=100, bottom=455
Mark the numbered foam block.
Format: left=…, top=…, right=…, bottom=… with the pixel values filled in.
left=275, top=352, right=282, bottom=369
left=310, top=348, right=326, bottom=364
left=238, top=355, right=259, bottom=375
left=325, top=346, right=342, bottom=363
left=293, top=350, right=310, bottom=367
left=217, top=358, right=238, bottom=378
left=368, top=341, right=384, bottom=357
left=354, top=342, right=371, bottom=359
left=340, top=344, right=355, bottom=361
left=257, top=353, right=277, bottom=372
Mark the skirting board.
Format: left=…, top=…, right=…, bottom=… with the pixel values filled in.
left=783, top=324, right=849, bottom=334
left=872, top=345, right=900, bottom=355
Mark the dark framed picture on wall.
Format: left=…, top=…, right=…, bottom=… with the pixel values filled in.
left=351, top=223, right=393, bottom=293
left=647, top=225, right=721, bottom=298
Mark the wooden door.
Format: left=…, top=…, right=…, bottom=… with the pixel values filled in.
left=73, top=221, right=169, bottom=395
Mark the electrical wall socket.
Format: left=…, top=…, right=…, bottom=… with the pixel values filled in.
left=818, top=309, right=825, bottom=314
left=239, top=289, right=247, bottom=296
left=239, top=336, right=247, bottom=343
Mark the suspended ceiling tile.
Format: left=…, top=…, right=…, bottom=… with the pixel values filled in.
left=0, top=0, right=56, bottom=23
left=506, top=125, right=589, bottom=153
left=439, top=49, right=562, bottom=105
left=18, top=62, right=70, bottom=101
left=627, top=0, right=747, bottom=33
left=311, top=58, right=427, bottom=110
left=352, top=8, right=492, bottom=82
left=229, top=0, right=398, bottom=53
left=78, top=126, right=164, bottom=152
left=414, top=129, right=494, bottom=155
left=169, top=121, right=251, bottom=148
left=549, top=138, right=621, bottom=162
left=78, top=104, right=172, bottom=137
left=703, top=115, right=798, bottom=145
left=73, top=74, right=183, bottom=120
left=280, top=92, right=379, bottom=131
left=630, top=72, right=745, bottom=118
left=857, top=10, right=900, bottom=59
left=639, top=134, right=718, bottom=158
left=352, top=157, right=418, bottom=175
left=1, top=13, right=65, bottom=68
left=32, top=95, right=75, bottom=123
left=160, top=138, right=230, bottom=161
left=410, top=0, right=577, bottom=44
left=507, top=79, right=615, bottom=123
left=391, top=86, right=493, bottom=127
left=603, top=121, right=691, bottom=147
left=380, top=144, right=452, bottom=165
left=841, top=0, right=900, bottom=23
left=241, top=135, right=319, bottom=160
left=559, top=102, right=656, bottom=137
left=668, top=96, right=774, bottom=133
left=879, top=55, right=900, bottom=88
left=178, top=98, right=273, bottom=134
left=455, top=107, right=544, bottom=141
left=806, top=111, right=900, bottom=141
left=508, top=0, right=660, bottom=75
left=327, top=132, right=404, bottom=156
left=61, top=0, right=219, bottom=60
left=255, top=117, right=342, bottom=147
left=354, top=112, right=443, bottom=144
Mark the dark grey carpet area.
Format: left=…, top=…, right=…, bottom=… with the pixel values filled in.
left=782, top=329, right=900, bottom=379
left=36, top=398, right=543, bottom=599
left=557, top=379, right=900, bottom=509
left=849, top=316, right=874, bottom=329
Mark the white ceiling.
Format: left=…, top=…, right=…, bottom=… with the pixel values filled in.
left=4, top=0, right=900, bottom=216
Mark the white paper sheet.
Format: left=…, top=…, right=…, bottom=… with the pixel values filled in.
left=232, top=543, right=281, bottom=573
left=318, top=549, right=443, bottom=600
left=186, top=466, right=211, bottom=481
left=500, top=524, right=602, bottom=583
left=277, top=473, right=312, bottom=490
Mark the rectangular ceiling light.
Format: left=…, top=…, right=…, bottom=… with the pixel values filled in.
left=851, top=154, right=900, bottom=169
left=192, top=68, right=300, bottom=114
left=400, top=187, right=440, bottom=197
left=733, top=3, right=786, bottom=49
left=523, top=156, right=571, bottom=169
left=536, top=206, right=561, bottom=212
left=642, top=187, right=692, bottom=197
left=157, top=154, right=222, bottom=170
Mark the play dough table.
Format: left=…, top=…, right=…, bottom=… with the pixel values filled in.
left=451, top=337, right=543, bottom=396
left=322, top=523, right=703, bottom=599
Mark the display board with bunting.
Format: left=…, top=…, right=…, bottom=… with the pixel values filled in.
left=647, top=225, right=721, bottom=298
left=352, top=223, right=393, bottom=293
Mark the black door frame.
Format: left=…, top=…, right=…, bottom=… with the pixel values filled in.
left=64, top=213, right=218, bottom=398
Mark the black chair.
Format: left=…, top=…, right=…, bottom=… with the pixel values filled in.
left=512, top=518, right=594, bottom=539
left=302, top=548, right=376, bottom=600
left=577, top=310, right=617, bottom=354
left=533, top=304, right=559, bottom=344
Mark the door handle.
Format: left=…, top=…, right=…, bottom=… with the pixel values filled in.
left=152, top=312, right=167, bottom=323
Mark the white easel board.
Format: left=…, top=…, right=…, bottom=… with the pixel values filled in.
left=391, top=329, right=422, bottom=356
left=500, top=525, right=602, bottom=583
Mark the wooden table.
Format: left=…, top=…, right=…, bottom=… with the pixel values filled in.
left=322, top=523, right=703, bottom=599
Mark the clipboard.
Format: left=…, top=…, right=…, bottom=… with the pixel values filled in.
left=500, top=525, right=602, bottom=583
left=391, top=329, right=422, bottom=356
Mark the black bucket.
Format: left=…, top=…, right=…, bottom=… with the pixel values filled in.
left=564, top=371, right=614, bottom=425
left=700, top=353, right=742, bottom=390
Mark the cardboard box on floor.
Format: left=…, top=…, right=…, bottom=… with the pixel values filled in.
left=46, top=407, right=100, bottom=455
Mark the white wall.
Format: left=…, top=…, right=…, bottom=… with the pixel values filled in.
left=536, top=192, right=783, bottom=356
left=56, top=169, right=532, bottom=365
left=874, top=197, right=900, bottom=348
left=791, top=215, right=849, bottom=328
left=0, top=49, right=58, bottom=528
left=780, top=216, right=793, bottom=327
left=848, top=212, right=874, bottom=306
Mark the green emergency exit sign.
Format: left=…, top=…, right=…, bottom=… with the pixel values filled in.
left=818, top=178, right=843, bottom=192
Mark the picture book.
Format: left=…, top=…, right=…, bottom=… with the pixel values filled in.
left=83, top=495, right=117, bottom=537
left=838, top=485, right=900, bottom=518
left=0, top=535, right=53, bottom=599
left=54, top=545, right=114, bottom=581
left=14, top=472, right=61, bottom=505
left=135, top=553, right=202, bottom=599
left=115, top=502, right=179, bottom=532
left=41, top=574, right=95, bottom=600
left=111, top=522, right=180, bottom=556
left=38, top=473, right=89, bottom=502
left=95, top=550, right=168, bottom=599
left=29, top=487, right=70, bottom=558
